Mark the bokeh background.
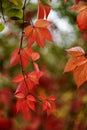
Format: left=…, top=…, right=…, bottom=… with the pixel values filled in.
left=0, top=0, right=87, bottom=130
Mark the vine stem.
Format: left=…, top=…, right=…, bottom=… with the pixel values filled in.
left=0, top=0, right=6, bottom=23
left=18, top=0, right=29, bottom=92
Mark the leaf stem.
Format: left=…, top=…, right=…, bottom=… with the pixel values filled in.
left=18, top=0, right=29, bottom=92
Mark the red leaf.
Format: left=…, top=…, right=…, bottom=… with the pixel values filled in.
left=15, top=82, right=27, bottom=97
left=33, top=62, right=40, bottom=72
left=16, top=99, right=29, bottom=115
left=50, top=102, right=56, bottom=110
left=10, top=48, right=20, bottom=66
left=12, top=74, right=24, bottom=82
left=27, top=100, right=36, bottom=111
left=10, top=48, right=29, bottom=68
left=38, top=28, right=52, bottom=42
left=15, top=92, right=25, bottom=99
left=27, top=95, right=36, bottom=102
left=35, top=28, right=46, bottom=48
left=39, top=94, right=47, bottom=100
left=37, top=1, right=44, bottom=19
left=24, top=19, right=52, bottom=48
left=42, top=101, right=48, bottom=111
left=48, top=95, right=56, bottom=101
left=44, top=5, right=51, bottom=19
left=27, top=32, right=35, bottom=47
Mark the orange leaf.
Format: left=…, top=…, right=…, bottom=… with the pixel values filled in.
left=35, top=28, right=46, bottom=47
left=69, top=1, right=87, bottom=13
left=64, top=56, right=87, bottom=73
left=73, top=63, right=87, bottom=87
left=35, top=19, right=51, bottom=28
left=24, top=26, right=33, bottom=37
left=66, top=46, right=85, bottom=57
left=77, top=8, right=87, bottom=31
left=39, top=27, right=52, bottom=41
left=64, top=46, right=87, bottom=87
left=15, top=92, right=25, bottom=99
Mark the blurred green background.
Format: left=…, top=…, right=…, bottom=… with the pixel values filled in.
left=0, top=0, right=87, bottom=130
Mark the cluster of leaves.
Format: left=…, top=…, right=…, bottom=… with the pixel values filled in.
left=1, top=0, right=87, bottom=129
left=8, top=0, right=56, bottom=118
left=64, top=0, right=87, bottom=88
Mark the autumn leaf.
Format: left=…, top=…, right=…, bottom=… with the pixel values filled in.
left=37, top=1, right=51, bottom=19
left=69, top=1, right=87, bottom=12
left=24, top=19, right=52, bottom=48
left=10, top=47, right=40, bottom=68
left=39, top=94, right=56, bottom=116
left=77, top=8, right=87, bottom=31
left=64, top=46, right=87, bottom=87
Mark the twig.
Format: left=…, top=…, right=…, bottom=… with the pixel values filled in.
left=0, top=0, right=6, bottom=23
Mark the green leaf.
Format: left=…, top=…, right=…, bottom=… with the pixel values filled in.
left=7, top=9, right=23, bottom=19
left=8, top=0, right=18, bottom=6
left=0, top=23, right=5, bottom=32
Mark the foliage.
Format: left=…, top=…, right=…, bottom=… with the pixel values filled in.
left=0, top=0, right=87, bottom=130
